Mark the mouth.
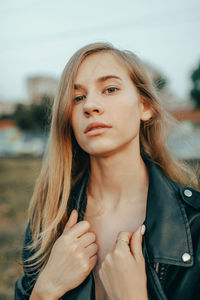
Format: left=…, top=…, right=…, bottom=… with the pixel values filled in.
left=84, top=122, right=112, bottom=135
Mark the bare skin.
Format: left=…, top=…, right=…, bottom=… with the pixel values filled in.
left=84, top=194, right=147, bottom=300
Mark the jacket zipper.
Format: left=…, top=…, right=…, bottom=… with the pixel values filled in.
left=154, top=263, right=168, bottom=287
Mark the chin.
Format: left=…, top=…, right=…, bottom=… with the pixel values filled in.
left=85, top=144, right=122, bottom=158
left=78, top=135, right=136, bottom=157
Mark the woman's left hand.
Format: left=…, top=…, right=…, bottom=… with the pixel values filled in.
left=98, top=225, right=148, bottom=300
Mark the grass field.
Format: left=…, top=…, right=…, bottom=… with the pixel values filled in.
left=0, top=158, right=41, bottom=300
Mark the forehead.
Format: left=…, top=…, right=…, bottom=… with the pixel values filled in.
left=75, top=52, right=130, bottom=83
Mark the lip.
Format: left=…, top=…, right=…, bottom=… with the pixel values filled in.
left=84, top=122, right=112, bottom=134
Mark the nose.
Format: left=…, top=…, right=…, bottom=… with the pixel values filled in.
left=83, top=93, right=104, bottom=117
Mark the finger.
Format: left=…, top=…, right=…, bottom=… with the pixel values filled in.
left=63, top=209, right=78, bottom=233
left=114, top=231, right=132, bottom=250
left=89, top=254, right=98, bottom=269
left=63, top=210, right=91, bottom=238
left=117, top=231, right=132, bottom=243
left=130, top=225, right=145, bottom=261
left=70, top=220, right=91, bottom=238
left=86, top=243, right=99, bottom=258
left=79, top=231, right=96, bottom=248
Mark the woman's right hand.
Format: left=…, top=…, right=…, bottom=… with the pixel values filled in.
left=32, top=209, right=98, bottom=299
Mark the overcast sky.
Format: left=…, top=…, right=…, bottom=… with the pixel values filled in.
left=0, top=0, right=200, bottom=103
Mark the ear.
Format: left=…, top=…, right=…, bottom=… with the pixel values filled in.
left=139, top=99, right=153, bottom=121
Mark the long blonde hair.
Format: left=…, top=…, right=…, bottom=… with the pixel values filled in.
left=25, top=42, right=199, bottom=271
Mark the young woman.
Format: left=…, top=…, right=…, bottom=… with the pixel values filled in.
left=15, top=42, right=200, bottom=300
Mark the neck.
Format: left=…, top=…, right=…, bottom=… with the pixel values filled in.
left=87, top=141, right=149, bottom=214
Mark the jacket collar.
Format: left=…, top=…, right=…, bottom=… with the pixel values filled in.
left=70, top=157, right=194, bottom=268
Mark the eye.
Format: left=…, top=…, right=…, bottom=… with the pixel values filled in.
left=73, top=95, right=86, bottom=103
left=104, top=87, right=119, bottom=94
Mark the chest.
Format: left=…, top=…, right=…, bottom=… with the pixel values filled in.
left=84, top=207, right=146, bottom=300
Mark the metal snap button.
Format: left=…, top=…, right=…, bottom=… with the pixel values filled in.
left=182, top=253, right=191, bottom=262
left=184, top=189, right=192, bottom=197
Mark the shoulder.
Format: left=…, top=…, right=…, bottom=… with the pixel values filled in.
left=166, top=178, right=200, bottom=210
left=179, top=186, right=200, bottom=210
left=166, top=178, right=200, bottom=234
left=145, top=156, right=200, bottom=210
left=15, top=222, right=39, bottom=299
left=169, top=181, right=200, bottom=249
left=22, top=221, right=41, bottom=276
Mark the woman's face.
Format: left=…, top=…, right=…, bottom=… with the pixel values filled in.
left=71, top=52, right=152, bottom=157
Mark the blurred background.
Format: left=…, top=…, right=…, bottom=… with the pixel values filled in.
left=0, top=0, right=200, bottom=299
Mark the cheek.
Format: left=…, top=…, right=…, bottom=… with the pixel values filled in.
left=112, top=100, right=141, bottom=131
left=71, top=107, right=82, bottom=135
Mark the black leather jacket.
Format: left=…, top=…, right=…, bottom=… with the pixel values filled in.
left=15, top=158, right=200, bottom=299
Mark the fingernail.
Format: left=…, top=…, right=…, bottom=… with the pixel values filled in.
left=141, top=224, right=146, bottom=235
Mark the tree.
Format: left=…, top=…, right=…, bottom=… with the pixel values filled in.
left=190, top=62, right=200, bottom=109
left=13, top=104, right=34, bottom=130
left=13, top=96, right=52, bottom=132
left=30, top=95, right=52, bottom=132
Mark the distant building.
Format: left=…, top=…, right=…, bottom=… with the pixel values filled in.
left=26, top=75, right=58, bottom=104
left=171, top=109, right=200, bottom=124
left=0, top=101, right=17, bottom=115
left=0, top=120, right=47, bottom=157
left=0, top=120, right=16, bottom=129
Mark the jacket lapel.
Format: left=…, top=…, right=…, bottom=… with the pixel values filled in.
left=143, top=158, right=194, bottom=267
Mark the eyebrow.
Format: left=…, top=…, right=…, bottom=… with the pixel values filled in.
left=74, top=75, right=122, bottom=90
